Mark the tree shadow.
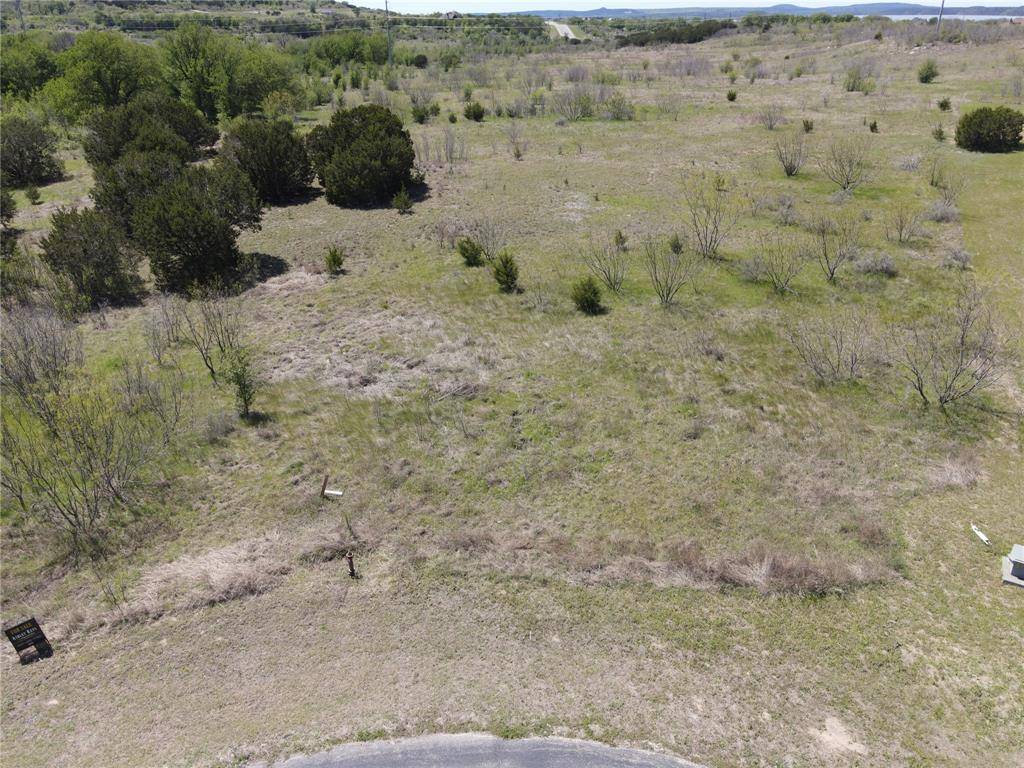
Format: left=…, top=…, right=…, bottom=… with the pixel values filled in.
left=268, top=186, right=323, bottom=209
left=238, top=252, right=289, bottom=288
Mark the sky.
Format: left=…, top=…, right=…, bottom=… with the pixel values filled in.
left=350, top=1, right=1002, bottom=15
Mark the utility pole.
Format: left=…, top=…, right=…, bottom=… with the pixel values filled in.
left=936, top=0, right=946, bottom=40
left=385, top=0, right=393, bottom=67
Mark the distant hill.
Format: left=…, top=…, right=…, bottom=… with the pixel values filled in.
left=511, top=4, right=1024, bottom=18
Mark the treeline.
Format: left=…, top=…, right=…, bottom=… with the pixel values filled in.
left=616, top=20, right=736, bottom=49
left=739, top=13, right=856, bottom=31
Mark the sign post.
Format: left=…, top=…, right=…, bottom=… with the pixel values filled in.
left=4, top=617, right=53, bottom=664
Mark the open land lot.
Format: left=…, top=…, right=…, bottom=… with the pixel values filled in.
left=2, top=16, right=1023, bottom=768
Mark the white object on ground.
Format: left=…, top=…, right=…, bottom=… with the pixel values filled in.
left=971, top=523, right=992, bottom=547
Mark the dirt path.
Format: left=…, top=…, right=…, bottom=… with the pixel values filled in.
left=546, top=21, right=577, bottom=40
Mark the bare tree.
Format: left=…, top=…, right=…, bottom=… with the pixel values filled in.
left=819, top=136, right=871, bottom=192
left=682, top=175, right=737, bottom=260
left=884, top=202, right=923, bottom=244
left=926, top=156, right=966, bottom=205
left=582, top=236, right=629, bottom=293
left=144, top=294, right=184, bottom=366
left=642, top=237, right=701, bottom=306
left=774, top=131, right=808, bottom=177
left=552, top=85, right=594, bottom=121
left=892, top=282, right=1003, bottom=408
left=505, top=120, right=527, bottom=161
left=442, top=126, right=466, bottom=174
left=180, top=292, right=244, bottom=383
left=787, top=310, right=871, bottom=383
left=806, top=211, right=862, bottom=283
left=758, top=103, right=785, bottom=130
left=1, top=307, right=83, bottom=432
left=467, top=218, right=508, bottom=262
left=748, top=230, right=808, bottom=294
left=2, top=358, right=186, bottom=572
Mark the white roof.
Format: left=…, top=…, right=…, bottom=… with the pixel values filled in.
left=1010, top=544, right=1024, bottom=563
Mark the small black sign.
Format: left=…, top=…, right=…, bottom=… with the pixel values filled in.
left=4, top=617, right=53, bottom=663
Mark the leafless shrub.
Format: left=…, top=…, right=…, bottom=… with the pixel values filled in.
left=180, top=292, right=244, bottom=383
left=806, top=211, right=862, bottom=282
left=144, top=294, right=184, bottom=366
left=202, top=411, right=236, bottom=443
left=943, top=246, right=972, bottom=270
left=746, top=230, right=808, bottom=294
left=432, top=219, right=462, bottom=249
left=505, top=120, right=528, bottom=160
left=891, top=281, right=1004, bottom=408
left=656, top=94, right=681, bottom=121
left=682, top=175, right=737, bottom=260
left=855, top=252, right=897, bottom=277
left=758, top=103, right=785, bottom=130
left=2, top=358, right=186, bottom=572
left=775, top=194, right=799, bottom=226
left=926, top=158, right=966, bottom=205
left=442, top=126, right=466, bottom=173
left=898, top=154, right=921, bottom=172
left=774, top=131, right=807, bottom=176
left=467, top=218, right=508, bottom=262
left=1, top=306, right=83, bottom=431
left=884, top=202, right=924, bottom=244
left=642, top=237, right=701, bottom=306
left=925, top=200, right=959, bottom=223
left=552, top=85, right=594, bottom=121
left=564, top=64, right=589, bottom=83
left=787, top=310, right=871, bottom=383
left=819, top=136, right=871, bottom=192
left=582, top=237, right=629, bottom=293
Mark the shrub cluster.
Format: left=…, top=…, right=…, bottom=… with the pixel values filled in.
left=221, top=118, right=312, bottom=204
left=954, top=106, right=1024, bottom=153
left=307, top=105, right=415, bottom=207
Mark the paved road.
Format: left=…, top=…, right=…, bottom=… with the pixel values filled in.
left=270, top=734, right=704, bottom=768
left=546, top=21, right=578, bottom=40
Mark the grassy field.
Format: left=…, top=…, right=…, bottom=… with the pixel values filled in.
left=2, top=25, right=1024, bottom=768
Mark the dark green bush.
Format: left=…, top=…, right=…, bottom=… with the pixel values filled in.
left=91, top=150, right=183, bottom=237
left=0, top=115, right=63, bottom=187
left=937, top=97, right=951, bottom=112
left=412, top=53, right=428, bottom=69
left=955, top=106, right=1024, bottom=153
left=571, top=276, right=604, bottom=315
left=457, top=237, right=485, bottom=267
left=463, top=102, right=486, bottom=122
left=132, top=163, right=262, bottom=292
left=493, top=251, right=520, bottom=293
left=411, top=105, right=431, bottom=124
left=325, top=246, right=345, bottom=275
left=83, top=95, right=217, bottom=169
left=306, top=104, right=415, bottom=208
left=392, top=186, right=413, bottom=214
left=917, top=59, right=938, bottom=84
left=40, top=208, right=141, bottom=307
left=222, top=118, right=312, bottom=204
left=726, top=90, right=737, bottom=102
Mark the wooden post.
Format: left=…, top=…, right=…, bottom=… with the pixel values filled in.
left=320, top=474, right=329, bottom=499
left=345, top=552, right=357, bottom=579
